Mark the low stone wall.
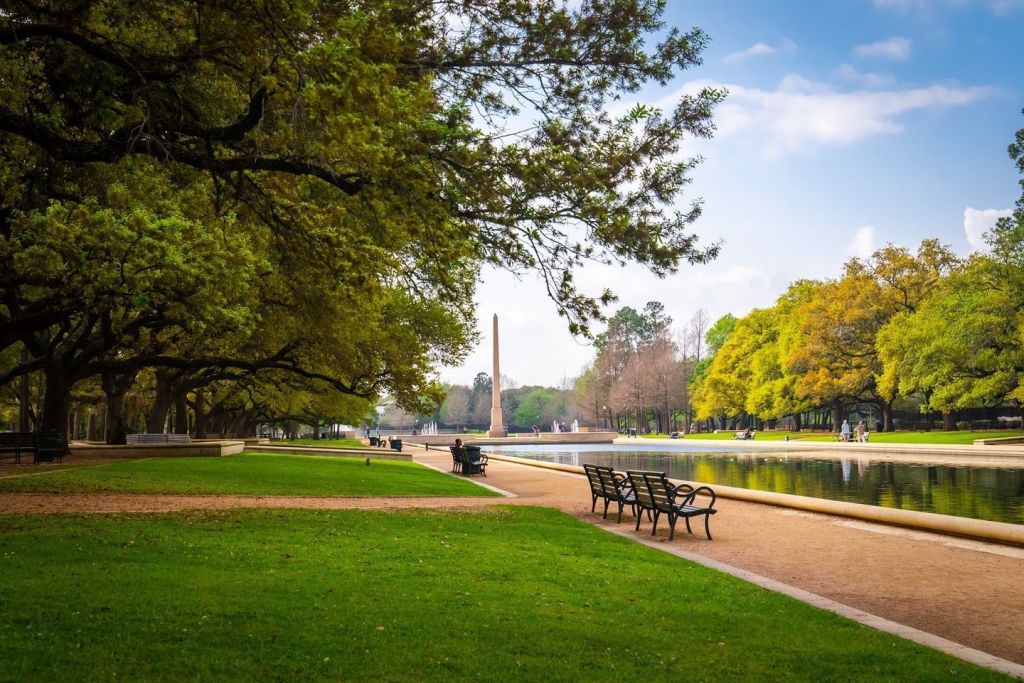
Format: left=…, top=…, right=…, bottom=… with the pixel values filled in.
left=487, top=453, right=1024, bottom=546
left=618, top=436, right=1024, bottom=458
left=974, top=436, right=1024, bottom=446
left=244, top=444, right=410, bottom=461
left=70, top=440, right=244, bottom=459
left=391, top=431, right=618, bottom=447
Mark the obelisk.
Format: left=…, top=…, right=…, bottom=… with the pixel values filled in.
left=487, top=314, right=505, bottom=437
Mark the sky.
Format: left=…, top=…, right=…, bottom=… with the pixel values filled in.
left=441, top=0, right=1024, bottom=388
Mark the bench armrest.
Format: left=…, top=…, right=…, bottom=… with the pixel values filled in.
left=677, top=485, right=716, bottom=509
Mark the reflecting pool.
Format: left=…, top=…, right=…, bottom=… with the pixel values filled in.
left=483, top=443, right=1024, bottom=525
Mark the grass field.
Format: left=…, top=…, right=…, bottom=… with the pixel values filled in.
left=0, top=507, right=1004, bottom=682
left=641, top=430, right=1024, bottom=445
left=0, top=453, right=495, bottom=497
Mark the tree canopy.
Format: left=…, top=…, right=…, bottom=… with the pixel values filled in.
left=0, top=0, right=723, bottom=438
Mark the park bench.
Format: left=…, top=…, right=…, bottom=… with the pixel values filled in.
left=451, top=445, right=487, bottom=476
left=125, top=433, right=191, bottom=445
left=583, top=463, right=639, bottom=523
left=626, top=470, right=718, bottom=540
left=33, top=431, right=68, bottom=464
left=449, top=445, right=463, bottom=473
left=0, top=432, right=36, bottom=464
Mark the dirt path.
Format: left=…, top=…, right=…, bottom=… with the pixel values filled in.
left=1, top=450, right=1022, bottom=666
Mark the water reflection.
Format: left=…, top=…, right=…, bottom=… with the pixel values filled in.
left=485, top=445, right=1024, bottom=525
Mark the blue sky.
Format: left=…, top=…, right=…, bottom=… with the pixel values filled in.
left=442, top=0, right=1024, bottom=387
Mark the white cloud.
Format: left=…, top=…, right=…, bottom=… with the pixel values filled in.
left=724, top=38, right=798, bottom=64
left=854, top=36, right=912, bottom=61
left=832, top=63, right=894, bottom=87
left=676, top=76, right=993, bottom=157
left=963, top=207, right=1012, bottom=251
left=848, top=226, right=877, bottom=259
left=725, top=42, right=776, bottom=63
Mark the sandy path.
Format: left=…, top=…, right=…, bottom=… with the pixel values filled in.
left=1, top=450, right=1022, bottom=666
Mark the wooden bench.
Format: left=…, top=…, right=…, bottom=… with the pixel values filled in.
left=0, top=432, right=36, bottom=464
left=583, top=464, right=638, bottom=522
left=626, top=470, right=717, bottom=540
left=125, top=433, right=191, bottom=445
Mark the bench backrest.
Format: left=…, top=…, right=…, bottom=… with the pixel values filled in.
left=595, top=467, right=625, bottom=498
left=583, top=464, right=604, bottom=495
left=627, top=470, right=674, bottom=512
left=35, top=430, right=68, bottom=452
left=0, top=432, right=36, bottom=447
left=641, top=471, right=675, bottom=512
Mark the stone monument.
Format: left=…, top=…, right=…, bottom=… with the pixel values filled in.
left=487, top=313, right=506, bottom=437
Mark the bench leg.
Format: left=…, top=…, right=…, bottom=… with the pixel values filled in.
left=704, top=513, right=713, bottom=541
left=634, top=510, right=643, bottom=532
left=591, top=493, right=598, bottom=512
left=602, top=498, right=611, bottom=519
left=616, top=500, right=625, bottom=523
left=651, top=510, right=660, bottom=536
left=668, top=513, right=677, bottom=541
left=684, top=516, right=693, bottom=535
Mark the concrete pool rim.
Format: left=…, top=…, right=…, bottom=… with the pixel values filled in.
left=485, top=453, right=1024, bottom=546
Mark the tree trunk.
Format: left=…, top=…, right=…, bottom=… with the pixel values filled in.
left=18, top=346, right=31, bottom=431
left=193, top=390, right=208, bottom=438
left=40, top=357, right=71, bottom=434
left=101, top=371, right=136, bottom=445
left=147, top=371, right=172, bottom=433
left=942, top=410, right=958, bottom=431
left=312, top=417, right=320, bottom=440
left=173, top=390, right=189, bottom=434
left=881, top=400, right=894, bottom=432
left=87, top=411, right=98, bottom=441
left=793, top=413, right=802, bottom=432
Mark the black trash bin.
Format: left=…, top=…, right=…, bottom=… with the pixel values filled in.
left=369, top=436, right=379, bottom=447
left=390, top=438, right=402, bottom=452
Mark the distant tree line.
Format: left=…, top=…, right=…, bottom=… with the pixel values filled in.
left=573, top=116, right=1024, bottom=434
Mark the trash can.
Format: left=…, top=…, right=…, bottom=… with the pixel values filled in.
left=390, top=438, right=402, bottom=452
left=369, top=436, right=379, bottom=447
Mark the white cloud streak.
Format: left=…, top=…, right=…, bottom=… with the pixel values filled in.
left=725, top=42, right=776, bottom=63
left=848, top=226, right=877, bottom=259
left=963, top=207, right=1012, bottom=251
left=832, top=63, right=894, bottom=87
left=724, top=38, right=798, bottom=64
left=677, top=75, right=993, bottom=157
left=854, top=36, right=912, bottom=61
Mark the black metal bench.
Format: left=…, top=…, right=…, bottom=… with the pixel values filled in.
left=0, top=432, right=36, bottom=464
left=626, top=470, right=717, bottom=540
left=450, top=445, right=487, bottom=476
left=448, top=445, right=463, bottom=473
left=583, top=464, right=638, bottom=522
left=34, top=430, right=68, bottom=464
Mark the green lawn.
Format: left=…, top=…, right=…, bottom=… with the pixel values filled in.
left=641, top=430, right=1024, bottom=445
left=278, top=438, right=367, bottom=448
left=0, top=508, right=1004, bottom=681
left=0, top=453, right=495, bottom=497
